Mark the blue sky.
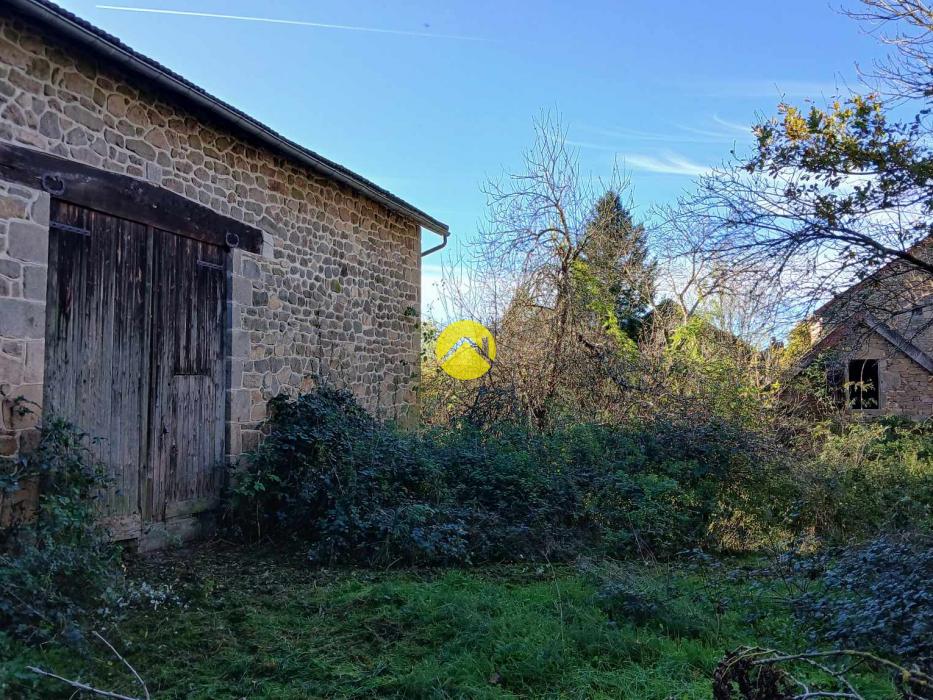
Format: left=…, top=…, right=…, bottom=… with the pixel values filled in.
left=55, top=1, right=885, bottom=312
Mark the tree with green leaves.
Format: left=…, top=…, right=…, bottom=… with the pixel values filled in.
left=573, top=192, right=656, bottom=344
left=676, top=0, right=933, bottom=326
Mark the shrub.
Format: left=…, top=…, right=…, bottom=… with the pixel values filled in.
left=789, top=419, right=933, bottom=540
left=795, top=533, right=933, bottom=666
left=229, top=387, right=460, bottom=563
left=229, top=387, right=771, bottom=565
left=0, top=418, right=124, bottom=643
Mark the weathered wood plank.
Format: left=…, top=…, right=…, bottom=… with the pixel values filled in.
left=148, top=230, right=226, bottom=519
left=44, top=200, right=228, bottom=541
left=137, top=511, right=215, bottom=552
left=143, top=228, right=175, bottom=522
left=0, top=142, right=262, bottom=253
left=164, top=495, right=220, bottom=519
left=101, top=513, right=142, bottom=542
left=44, top=201, right=149, bottom=522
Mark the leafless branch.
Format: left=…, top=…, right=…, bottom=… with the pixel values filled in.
left=844, top=0, right=933, bottom=103
left=713, top=645, right=933, bottom=700
left=28, top=631, right=150, bottom=700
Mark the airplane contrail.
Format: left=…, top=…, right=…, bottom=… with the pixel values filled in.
left=95, top=5, right=484, bottom=41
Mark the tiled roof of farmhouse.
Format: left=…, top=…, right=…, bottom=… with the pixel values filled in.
left=6, top=0, right=450, bottom=236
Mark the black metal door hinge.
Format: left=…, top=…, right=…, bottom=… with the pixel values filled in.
left=50, top=221, right=90, bottom=236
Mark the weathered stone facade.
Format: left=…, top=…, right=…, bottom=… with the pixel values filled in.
left=0, top=179, right=47, bottom=456
left=802, top=241, right=933, bottom=420
left=0, top=10, right=424, bottom=460
left=814, top=326, right=933, bottom=418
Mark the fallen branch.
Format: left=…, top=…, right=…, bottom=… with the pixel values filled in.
left=713, top=646, right=933, bottom=700
left=26, top=667, right=144, bottom=700
left=28, top=630, right=150, bottom=700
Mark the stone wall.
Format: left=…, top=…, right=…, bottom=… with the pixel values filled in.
left=0, top=179, right=47, bottom=456
left=808, top=238, right=932, bottom=419
left=0, top=12, right=422, bottom=459
left=813, top=238, right=933, bottom=345
left=824, top=328, right=933, bottom=419
left=884, top=352, right=933, bottom=417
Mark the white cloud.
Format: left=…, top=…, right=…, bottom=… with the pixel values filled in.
left=623, top=152, right=711, bottom=177
left=566, top=139, right=621, bottom=152
left=575, top=123, right=736, bottom=145
left=712, top=114, right=752, bottom=135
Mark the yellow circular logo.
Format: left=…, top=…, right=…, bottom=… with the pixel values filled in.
left=435, top=319, right=496, bottom=380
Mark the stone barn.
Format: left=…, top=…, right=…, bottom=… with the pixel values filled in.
left=0, top=0, right=448, bottom=547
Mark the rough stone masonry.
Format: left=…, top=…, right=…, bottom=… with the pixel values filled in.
left=0, top=10, right=426, bottom=461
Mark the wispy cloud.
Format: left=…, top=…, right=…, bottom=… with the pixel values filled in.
left=575, top=123, right=735, bottom=145
left=670, top=124, right=741, bottom=143
left=623, top=152, right=711, bottom=177
left=96, top=5, right=485, bottom=41
left=567, top=139, right=620, bottom=152
left=712, top=114, right=752, bottom=135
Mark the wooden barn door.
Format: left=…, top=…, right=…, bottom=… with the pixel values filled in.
left=44, top=201, right=226, bottom=541
left=45, top=202, right=151, bottom=534
left=145, top=231, right=226, bottom=525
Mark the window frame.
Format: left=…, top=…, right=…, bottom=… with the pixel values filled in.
left=847, top=358, right=881, bottom=410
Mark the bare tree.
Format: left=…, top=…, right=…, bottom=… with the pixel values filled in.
left=469, top=113, right=654, bottom=426
left=672, top=91, right=933, bottom=346
left=658, top=0, right=933, bottom=347
left=478, top=112, right=593, bottom=427
left=652, top=210, right=798, bottom=340
left=846, top=0, right=933, bottom=102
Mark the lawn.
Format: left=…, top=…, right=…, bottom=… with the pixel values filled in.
left=0, top=544, right=897, bottom=699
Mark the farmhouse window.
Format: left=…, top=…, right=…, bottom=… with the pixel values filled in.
left=848, top=359, right=880, bottom=409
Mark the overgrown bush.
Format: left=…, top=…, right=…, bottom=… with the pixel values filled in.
left=789, top=419, right=932, bottom=540
left=229, top=386, right=774, bottom=565
left=230, top=387, right=932, bottom=567
left=0, top=418, right=124, bottom=643
left=794, top=533, right=932, bottom=667
left=229, top=388, right=455, bottom=563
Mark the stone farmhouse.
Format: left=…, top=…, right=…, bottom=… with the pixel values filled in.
left=0, top=0, right=448, bottom=546
left=788, top=238, right=933, bottom=419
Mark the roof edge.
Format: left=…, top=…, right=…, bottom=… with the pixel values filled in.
left=863, top=313, right=933, bottom=374
left=811, top=235, right=932, bottom=320
left=786, top=312, right=933, bottom=380
left=7, top=0, right=450, bottom=236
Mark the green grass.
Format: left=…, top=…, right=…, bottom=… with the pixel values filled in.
left=0, top=545, right=897, bottom=699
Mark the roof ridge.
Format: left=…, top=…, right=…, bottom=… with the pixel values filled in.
left=787, top=311, right=933, bottom=379
left=7, top=0, right=449, bottom=236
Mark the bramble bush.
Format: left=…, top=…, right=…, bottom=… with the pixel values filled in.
left=793, top=532, right=932, bottom=668
left=228, top=386, right=777, bottom=565
left=787, top=418, right=932, bottom=540
left=0, top=418, right=124, bottom=643
left=230, top=387, right=933, bottom=568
